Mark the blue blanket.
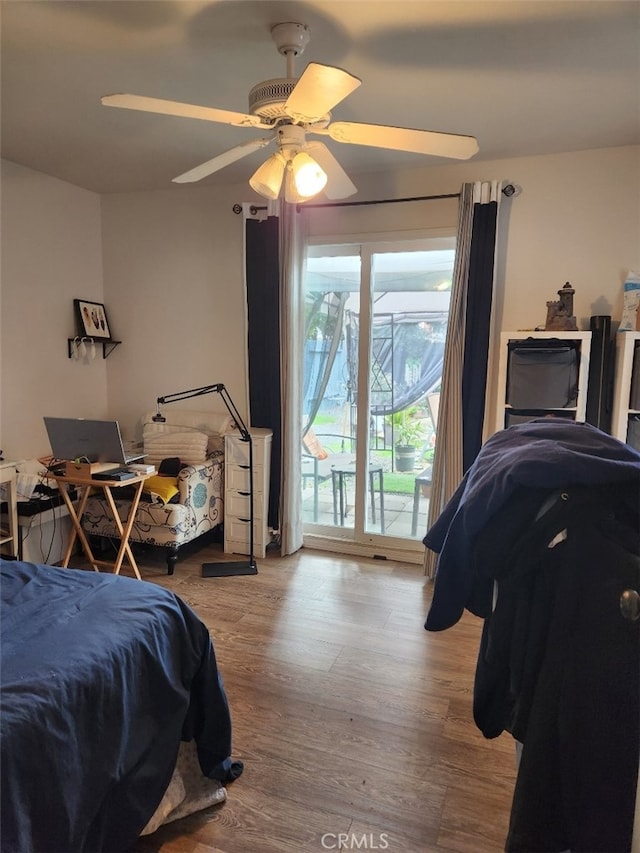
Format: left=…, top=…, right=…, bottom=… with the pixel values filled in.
left=1, top=560, right=237, bottom=852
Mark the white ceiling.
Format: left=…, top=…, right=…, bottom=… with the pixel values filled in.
left=2, top=0, right=639, bottom=196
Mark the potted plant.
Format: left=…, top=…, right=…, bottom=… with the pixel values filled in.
left=387, top=408, right=427, bottom=472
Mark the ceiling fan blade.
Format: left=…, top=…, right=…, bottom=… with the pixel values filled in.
left=305, top=141, right=357, bottom=199
left=326, top=121, right=479, bottom=160
left=101, top=94, right=270, bottom=129
left=173, top=137, right=274, bottom=184
left=284, top=63, right=361, bottom=123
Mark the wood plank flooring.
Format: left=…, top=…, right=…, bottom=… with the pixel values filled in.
left=117, top=542, right=517, bottom=853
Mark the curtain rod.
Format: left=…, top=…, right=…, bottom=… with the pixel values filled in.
left=236, top=184, right=520, bottom=216
left=302, top=191, right=460, bottom=211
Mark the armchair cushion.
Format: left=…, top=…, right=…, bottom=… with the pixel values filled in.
left=303, top=429, right=328, bottom=460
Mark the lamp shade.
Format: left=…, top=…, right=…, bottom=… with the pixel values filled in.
left=249, top=153, right=286, bottom=199
left=284, top=166, right=311, bottom=204
left=291, top=151, right=327, bottom=197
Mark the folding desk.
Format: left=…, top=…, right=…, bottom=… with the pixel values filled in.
left=50, top=470, right=153, bottom=579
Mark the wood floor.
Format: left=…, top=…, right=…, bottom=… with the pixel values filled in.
left=123, top=541, right=517, bottom=853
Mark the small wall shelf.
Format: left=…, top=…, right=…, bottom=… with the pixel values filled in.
left=67, top=339, right=121, bottom=359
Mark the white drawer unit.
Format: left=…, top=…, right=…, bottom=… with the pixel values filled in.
left=224, top=428, right=272, bottom=559
left=611, top=331, right=640, bottom=449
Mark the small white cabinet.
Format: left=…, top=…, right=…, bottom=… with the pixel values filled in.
left=495, top=331, right=592, bottom=432
left=0, top=461, right=19, bottom=558
left=611, top=331, right=640, bottom=449
left=224, top=428, right=272, bottom=559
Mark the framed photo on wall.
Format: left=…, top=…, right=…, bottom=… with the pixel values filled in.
left=74, top=299, right=112, bottom=340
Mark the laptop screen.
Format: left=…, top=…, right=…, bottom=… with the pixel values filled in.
left=43, top=417, right=142, bottom=464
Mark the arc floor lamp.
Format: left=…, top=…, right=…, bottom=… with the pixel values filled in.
left=154, top=383, right=257, bottom=578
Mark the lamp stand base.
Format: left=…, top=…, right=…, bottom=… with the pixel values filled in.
left=201, top=559, right=258, bottom=578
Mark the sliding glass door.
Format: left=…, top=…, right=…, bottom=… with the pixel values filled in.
left=302, top=235, right=455, bottom=555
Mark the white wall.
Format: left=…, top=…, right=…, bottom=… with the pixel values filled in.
left=99, top=182, right=250, bottom=440
left=309, top=144, right=640, bottom=425
left=310, top=145, right=640, bottom=331
left=1, top=161, right=105, bottom=461
left=2, top=145, right=638, bottom=460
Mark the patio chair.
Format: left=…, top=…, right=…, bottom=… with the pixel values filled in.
left=302, top=431, right=356, bottom=523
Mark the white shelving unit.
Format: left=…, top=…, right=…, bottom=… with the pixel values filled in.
left=495, top=331, right=592, bottom=432
left=224, top=428, right=272, bottom=559
left=611, top=331, right=640, bottom=448
left=0, top=461, right=19, bottom=558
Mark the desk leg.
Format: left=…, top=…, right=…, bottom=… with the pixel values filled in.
left=57, top=484, right=100, bottom=570
left=378, top=470, right=385, bottom=534
left=100, top=481, right=144, bottom=579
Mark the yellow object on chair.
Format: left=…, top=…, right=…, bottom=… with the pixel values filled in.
left=143, top=475, right=179, bottom=505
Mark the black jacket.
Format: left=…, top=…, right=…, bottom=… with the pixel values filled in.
left=423, top=421, right=640, bottom=852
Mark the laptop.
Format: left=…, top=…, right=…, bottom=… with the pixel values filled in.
left=43, top=417, right=144, bottom=465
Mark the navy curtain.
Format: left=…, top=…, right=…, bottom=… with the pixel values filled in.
left=245, top=216, right=281, bottom=529
left=461, top=201, right=498, bottom=472
left=424, top=181, right=503, bottom=578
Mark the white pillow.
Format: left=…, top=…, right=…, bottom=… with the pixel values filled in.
left=143, top=411, right=234, bottom=457
left=143, top=431, right=208, bottom=467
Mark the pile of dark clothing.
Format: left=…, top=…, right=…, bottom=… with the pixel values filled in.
left=424, top=420, right=640, bottom=853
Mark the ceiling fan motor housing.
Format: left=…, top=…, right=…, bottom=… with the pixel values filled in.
left=249, top=22, right=311, bottom=121
left=248, top=78, right=297, bottom=120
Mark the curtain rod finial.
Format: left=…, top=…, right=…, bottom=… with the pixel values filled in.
left=502, top=183, right=522, bottom=197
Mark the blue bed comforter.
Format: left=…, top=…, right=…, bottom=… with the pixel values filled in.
left=0, top=560, right=236, bottom=853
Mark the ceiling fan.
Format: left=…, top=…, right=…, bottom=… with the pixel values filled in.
left=101, top=22, right=479, bottom=203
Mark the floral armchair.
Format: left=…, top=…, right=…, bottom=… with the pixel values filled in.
left=81, top=409, right=235, bottom=574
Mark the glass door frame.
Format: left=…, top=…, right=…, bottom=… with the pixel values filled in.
left=303, top=229, right=455, bottom=562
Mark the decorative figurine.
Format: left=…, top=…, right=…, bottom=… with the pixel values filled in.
left=545, top=281, right=577, bottom=331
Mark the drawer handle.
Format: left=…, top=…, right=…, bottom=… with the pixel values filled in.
left=238, top=491, right=250, bottom=497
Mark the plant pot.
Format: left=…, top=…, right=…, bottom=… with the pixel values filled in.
left=395, top=444, right=417, bottom=472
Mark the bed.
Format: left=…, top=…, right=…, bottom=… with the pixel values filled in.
left=0, top=559, right=242, bottom=853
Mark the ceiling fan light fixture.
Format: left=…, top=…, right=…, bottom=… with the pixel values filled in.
left=249, top=153, right=286, bottom=199
left=290, top=151, right=327, bottom=198
left=283, top=165, right=310, bottom=204
left=100, top=21, right=480, bottom=192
